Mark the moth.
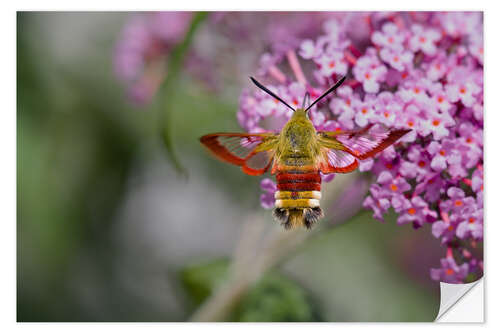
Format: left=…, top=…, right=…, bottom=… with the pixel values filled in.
left=200, top=76, right=410, bottom=229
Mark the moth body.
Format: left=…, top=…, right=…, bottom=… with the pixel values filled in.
left=273, top=109, right=324, bottom=229
left=200, top=76, right=410, bottom=230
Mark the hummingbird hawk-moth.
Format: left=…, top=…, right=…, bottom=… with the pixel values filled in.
left=200, top=76, right=410, bottom=229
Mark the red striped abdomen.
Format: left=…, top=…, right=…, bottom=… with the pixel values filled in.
left=274, top=171, right=322, bottom=209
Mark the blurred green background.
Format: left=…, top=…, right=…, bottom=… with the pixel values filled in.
left=17, top=12, right=442, bottom=322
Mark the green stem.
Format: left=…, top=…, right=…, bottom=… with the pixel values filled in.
left=159, top=12, right=208, bottom=176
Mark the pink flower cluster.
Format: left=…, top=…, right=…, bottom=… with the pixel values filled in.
left=114, top=12, right=193, bottom=104
left=114, top=12, right=337, bottom=105
left=238, top=12, right=483, bottom=283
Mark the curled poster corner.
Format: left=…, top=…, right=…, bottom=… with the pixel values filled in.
left=435, top=278, right=484, bottom=322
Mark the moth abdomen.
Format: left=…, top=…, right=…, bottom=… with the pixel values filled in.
left=272, top=207, right=324, bottom=229
left=273, top=170, right=323, bottom=229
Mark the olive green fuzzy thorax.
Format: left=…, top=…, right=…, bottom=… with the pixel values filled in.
left=276, top=109, right=320, bottom=166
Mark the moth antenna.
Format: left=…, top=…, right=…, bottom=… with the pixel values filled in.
left=250, top=77, right=295, bottom=112
left=301, top=92, right=310, bottom=109
left=305, top=76, right=346, bottom=112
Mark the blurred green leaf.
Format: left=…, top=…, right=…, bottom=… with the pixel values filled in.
left=232, top=272, right=317, bottom=322
left=181, top=258, right=230, bottom=307
left=180, top=259, right=317, bottom=322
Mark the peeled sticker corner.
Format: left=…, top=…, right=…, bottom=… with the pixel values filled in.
left=435, top=278, right=484, bottom=322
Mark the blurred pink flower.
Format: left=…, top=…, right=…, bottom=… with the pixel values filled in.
left=371, top=22, right=406, bottom=49
left=353, top=48, right=388, bottom=93
left=114, top=12, right=340, bottom=105
left=430, top=256, right=469, bottom=284
left=260, top=178, right=277, bottom=209
left=409, top=24, right=441, bottom=56
left=380, top=46, right=414, bottom=72
left=113, top=12, right=192, bottom=104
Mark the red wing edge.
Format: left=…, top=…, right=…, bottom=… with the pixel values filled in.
left=200, top=133, right=276, bottom=176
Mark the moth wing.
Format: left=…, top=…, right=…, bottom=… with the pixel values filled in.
left=320, top=125, right=411, bottom=160
left=317, top=125, right=410, bottom=173
left=319, top=147, right=359, bottom=174
left=200, top=133, right=278, bottom=176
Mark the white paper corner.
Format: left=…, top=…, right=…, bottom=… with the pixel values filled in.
left=435, top=278, right=484, bottom=322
